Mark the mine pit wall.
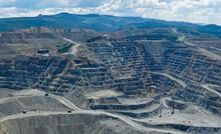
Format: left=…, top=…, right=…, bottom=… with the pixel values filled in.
left=0, top=32, right=221, bottom=115
left=116, top=107, right=161, bottom=118
left=147, top=124, right=221, bottom=134
left=91, top=99, right=154, bottom=110
left=174, top=84, right=221, bottom=115
left=0, top=55, right=70, bottom=92
left=84, top=39, right=221, bottom=115
left=166, top=100, right=188, bottom=110
left=0, top=55, right=83, bottom=96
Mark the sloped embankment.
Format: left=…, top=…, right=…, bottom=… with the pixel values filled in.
left=0, top=96, right=68, bottom=117
left=0, top=113, right=148, bottom=134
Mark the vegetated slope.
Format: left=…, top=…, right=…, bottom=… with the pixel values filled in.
left=0, top=12, right=204, bottom=32
left=197, top=24, right=221, bottom=37
left=126, top=20, right=200, bottom=29
left=0, top=13, right=146, bottom=32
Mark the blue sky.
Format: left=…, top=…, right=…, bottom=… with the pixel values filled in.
left=0, top=0, right=220, bottom=25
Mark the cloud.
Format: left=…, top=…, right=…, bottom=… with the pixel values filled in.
left=0, top=0, right=220, bottom=25
left=0, top=0, right=70, bottom=8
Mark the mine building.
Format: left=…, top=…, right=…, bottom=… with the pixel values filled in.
left=37, top=49, right=49, bottom=55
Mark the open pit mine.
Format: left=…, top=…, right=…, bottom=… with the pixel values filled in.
left=0, top=13, right=220, bottom=134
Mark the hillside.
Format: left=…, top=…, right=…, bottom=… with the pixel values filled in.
left=0, top=13, right=202, bottom=32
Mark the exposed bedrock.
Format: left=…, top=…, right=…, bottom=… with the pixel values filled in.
left=0, top=28, right=220, bottom=134
left=147, top=124, right=221, bottom=134
left=165, top=99, right=188, bottom=110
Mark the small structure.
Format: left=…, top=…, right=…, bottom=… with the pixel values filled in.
left=45, top=93, right=49, bottom=96
left=150, top=85, right=157, bottom=94
left=37, top=49, right=49, bottom=55
left=171, top=104, right=175, bottom=114
left=159, top=106, right=162, bottom=118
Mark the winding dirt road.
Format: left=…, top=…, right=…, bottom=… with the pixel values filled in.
left=63, top=38, right=81, bottom=55
left=0, top=89, right=187, bottom=134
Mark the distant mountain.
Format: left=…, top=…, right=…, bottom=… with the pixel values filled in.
left=0, top=13, right=147, bottom=32
left=199, top=24, right=221, bottom=34
left=126, top=19, right=200, bottom=29
left=0, top=12, right=220, bottom=35
left=197, top=24, right=221, bottom=37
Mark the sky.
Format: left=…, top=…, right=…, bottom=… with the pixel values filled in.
left=0, top=0, right=221, bottom=25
